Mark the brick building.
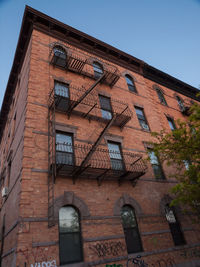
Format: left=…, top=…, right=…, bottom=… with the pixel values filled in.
left=0, top=6, right=200, bottom=267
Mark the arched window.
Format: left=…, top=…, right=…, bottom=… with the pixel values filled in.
left=165, top=204, right=185, bottom=246
left=125, top=75, right=137, bottom=93
left=52, top=46, right=67, bottom=68
left=156, top=88, right=167, bottom=105
left=121, top=205, right=143, bottom=254
left=176, top=96, right=185, bottom=111
left=93, top=62, right=103, bottom=79
left=59, top=206, right=83, bottom=265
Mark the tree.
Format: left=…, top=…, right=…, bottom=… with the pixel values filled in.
left=150, top=102, right=200, bottom=220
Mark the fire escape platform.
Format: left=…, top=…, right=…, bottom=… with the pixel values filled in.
left=50, top=47, right=120, bottom=87
left=54, top=145, right=147, bottom=185
left=49, top=87, right=133, bottom=128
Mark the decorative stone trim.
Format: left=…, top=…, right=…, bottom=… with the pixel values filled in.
left=121, top=71, right=137, bottom=82
left=104, top=134, right=124, bottom=145
left=54, top=191, right=90, bottom=220
left=55, top=123, right=78, bottom=138
left=113, top=194, right=143, bottom=216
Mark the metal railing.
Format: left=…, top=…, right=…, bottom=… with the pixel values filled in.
left=50, top=47, right=120, bottom=87
left=48, top=85, right=133, bottom=128
left=53, top=143, right=147, bottom=182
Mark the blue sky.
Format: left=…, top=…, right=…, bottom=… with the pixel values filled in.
left=0, top=0, right=200, bottom=108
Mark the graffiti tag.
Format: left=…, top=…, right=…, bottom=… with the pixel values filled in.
left=30, top=260, right=57, bottom=267
left=89, top=241, right=126, bottom=257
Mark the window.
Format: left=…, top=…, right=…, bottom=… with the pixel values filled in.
left=53, top=46, right=67, bottom=68
left=121, top=205, right=143, bottom=253
left=93, top=62, right=103, bottom=79
left=167, top=117, right=176, bottom=131
left=148, top=150, right=165, bottom=180
left=156, top=88, right=167, bottom=105
left=165, top=205, right=185, bottom=246
left=125, top=75, right=137, bottom=93
left=56, top=133, right=74, bottom=165
left=176, top=96, right=185, bottom=112
left=99, top=95, right=112, bottom=120
left=59, top=206, right=83, bottom=264
left=54, top=81, right=70, bottom=111
left=135, top=107, right=149, bottom=131
left=108, top=142, right=124, bottom=170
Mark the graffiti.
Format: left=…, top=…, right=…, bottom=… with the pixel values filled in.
left=17, top=246, right=56, bottom=267
left=30, top=260, right=57, bottom=267
left=148, top=258, right=176, bottom=267
left=180, top=248, right=200, bottom=259
left=89, top=241, right=126, bottom=257
left=127, top=256, right=176, bottom=267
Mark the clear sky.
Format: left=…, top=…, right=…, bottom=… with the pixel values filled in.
left=0, top=0, right=200, bottom=109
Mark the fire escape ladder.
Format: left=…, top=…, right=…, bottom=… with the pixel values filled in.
left=67, top=74, right=106, bottom=118
left=72, top=114, right=116, bottom=182
left=48, top=100, right=56, bottom=227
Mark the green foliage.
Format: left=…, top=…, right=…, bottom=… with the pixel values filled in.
left=150, top=103, right=200, bottom=220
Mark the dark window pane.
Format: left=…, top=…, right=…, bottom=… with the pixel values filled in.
left=148, top=150, right=165, bottom=180
left=165, top=206, right=186, bottom=246
left=59, top=207, right=83, bottom=265
left=54, top=82, right=69, bottom=98
left=176, top=96, right=185, bottom=111
left=53, top=47, right=67, bottom=68
left=56, top=133, right=74, bottom=165
left=156, top=89, right=167, bottom=105
left=60, top=233, right=82, bottom=264
left=121, top=206, right=143, bottom=254
left=99, top=96, right=112, bottom=120
left=167, top=117, right=176, bottom=131
left=135, top=107, right=149, bottom=130
left=108, top=142, right=124, bottom=171
left=125, top=75, right=137, bottom=93
left=93, top=62, right=103, bottom=79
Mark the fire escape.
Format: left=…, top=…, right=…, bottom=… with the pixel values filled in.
left=47, top=46, right=147, bottom=227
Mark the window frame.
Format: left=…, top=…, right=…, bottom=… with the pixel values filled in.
left=176, top=95, right=185, bottom=112
left=52, top=46, right=67, bottom=68
left=135, top=106, right=150, bottom=131
left=167, top=117, right=176, bottom=131
left=99, top=95, right=113, bottom=120
left=148, top=149, right=166, bottom=180
left=93, top=61, right=104, bottom=79
left=54, top=81, right=69, bottom=96
left=156, top=88, right=167, bottom=105
left=107, top=141, right=125, bottom=171
left=125, top=74, right=137, bottom=93
left=165, top=204, right=186, bottom=246
left=59, top=205, right=83, bottom=265
left=55, top=132, right=75, bottom=166
left=121, top=205, right=143, bottom=254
